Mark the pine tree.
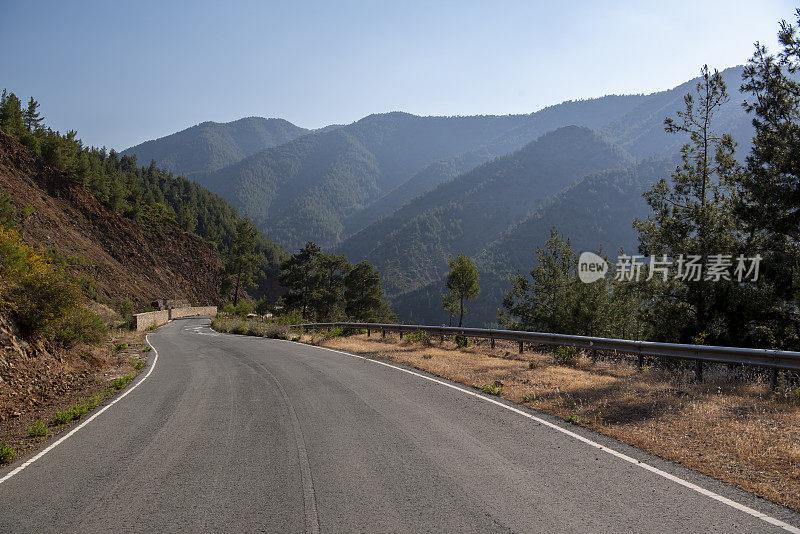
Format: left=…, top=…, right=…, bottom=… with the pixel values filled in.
left=279, top=242, right=323, bottom=320
left=223, top=219, right=261, bottom=305
left=737, top=9, right=800, bottom=241
left=316, top=253, right=351, bottom=321
left=0, top=91, right=23, bottom=137
left=499, top=228, right=576, bottom=333
left=344, top=261, right=392, bottom=322
left=633, top=65, right=744, bottom=344
left=443, top=253, right=480, bottom=327
left=23, top=97, right=43, bottom=131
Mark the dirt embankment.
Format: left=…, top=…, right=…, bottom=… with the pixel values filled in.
left=0, top=130, right=222, bottom=308
left=0, top=310, right=148, bottom=460
left=307, top=332, right=800, bottom=512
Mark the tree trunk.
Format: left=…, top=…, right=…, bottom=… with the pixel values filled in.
left=458, top=295, right=464, bottom=327
left=233, top=262, right=242, bottom=306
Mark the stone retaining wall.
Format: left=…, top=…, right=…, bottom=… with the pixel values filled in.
left=134, top=306, right=218, bottom=331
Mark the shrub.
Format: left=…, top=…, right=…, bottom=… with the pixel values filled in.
left=0, top=226, right=105, bottom=346
left=117, top=298, right=134, bottom=323
left=255, top=296, right=273, bottom=316
left=325, top=327, right=346, bottom=338
left=54, top=402, right=89, bottom=425
left=131, top=356, right=144, bottom=370
left=251, top=323, right=289, bottom=339
left=474, top=383, right=503, bottom=395
left=110, top=375, right=132, bottom=390
left=0, top=443, right=14, bottom=464
left=232, top=321, right=248, bottom=335
left=273, top=310, right=304, bottom=325
left=222, top=302, right=236, bottom=315
left=455, top=335, right=469, bottom=348
left=114, top=342, right=128, bottom=351
left=234, top=300, right=253, bottom=317
left=27, top=419, right=49, bottom=438
left=404, top=331, right=429, bottom=343
left=553, top=346, right=580, bottom=366
left=53, top=307, right=107, bottom=347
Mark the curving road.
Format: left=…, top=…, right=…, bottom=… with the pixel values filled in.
left=1, top=317, right=798, bottom=533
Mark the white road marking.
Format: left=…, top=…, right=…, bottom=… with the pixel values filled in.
left=188, top=325, right=219, bottom=336
left=0, top=334, right=161, bottom=486
left=293, top=341, right=800, bottom=533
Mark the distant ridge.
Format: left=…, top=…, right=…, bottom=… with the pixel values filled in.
left=122, top=116, right=309, bottom=176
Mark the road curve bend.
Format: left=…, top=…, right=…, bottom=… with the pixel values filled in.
left=1, top=317, right=798, bottom=533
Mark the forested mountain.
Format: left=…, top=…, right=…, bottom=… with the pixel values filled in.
left=195, top=111, right=543, bottom=249
left=116, top=65, right=759, bottom=326
left=121, top=117, right=309, bottom=176
left=341, top=95, right=650, bottom=233
left=336, top=127, right=633, bottom=295
left=391, top=158, right=677, bottom=326
left=601, top=66, right=750, bottom=158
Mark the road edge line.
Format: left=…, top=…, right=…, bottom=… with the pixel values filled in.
left=289, top=340, right=800, bottom=533
left=0, top=334, right=161, bottom=486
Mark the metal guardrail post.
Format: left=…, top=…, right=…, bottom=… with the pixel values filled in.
left=519, top=341, right=524, bottom=354
left=491, top=337, right=495, bottom=349
left=399, top=331, right=403, bottom=339
left=695, top=360, right=703, bottom=383
left=381, top=329, right=385, bottom=339
left=367, top=329, right=370, bottom=337
left=771, top=368, right=778, bottom=389
left=637, top=355, right=644, bottom=370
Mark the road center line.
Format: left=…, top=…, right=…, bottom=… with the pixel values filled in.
left=0, top=334, right=161, bottom=486
left=291, top=340, right=800, bottom=533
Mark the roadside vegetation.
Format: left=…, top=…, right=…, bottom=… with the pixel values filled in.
left=211, top=317, right=291, bottom=339
left=0, top=223, right=107, bottom=346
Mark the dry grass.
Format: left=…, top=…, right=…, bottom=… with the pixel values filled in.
left=302, top=331, right=800, bottom=512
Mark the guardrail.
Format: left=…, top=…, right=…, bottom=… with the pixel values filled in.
left=293, top=322, right=800, bottom=386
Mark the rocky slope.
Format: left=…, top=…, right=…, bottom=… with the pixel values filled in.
left=0, top=130, right=223, bottom=307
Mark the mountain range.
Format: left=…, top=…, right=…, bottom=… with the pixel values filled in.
left=122, top=65, right=755, bottom=326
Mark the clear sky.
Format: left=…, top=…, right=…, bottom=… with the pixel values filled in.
left=0, top=0, right=795, bottom=150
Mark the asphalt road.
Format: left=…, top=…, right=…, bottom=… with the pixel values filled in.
left=1, top=316, right=798, bottom=533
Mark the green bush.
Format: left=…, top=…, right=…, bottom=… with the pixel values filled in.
left=404, top=331, right=429, bottom=343
left=553, top=346, right=581, bottom=366
left=54, top=402, right=89, bottom=425
left=27, top=420, right=49, bottom=438
left=272, top=310, right=304, bottom=325
left=222, top=302, right=236, bottom=315
left=325, top=327, right=345, bottom=338
left=455, top=335, right=470, bottom=348
left=474, top=383, right=503, bottom=395
left=110, top=375, right=132, bottom=390
left=117, top=298, right=134, bottom=324
left=234, top=300, right=254, bottom=317
left=131, top=356, right=144, bottom=371
left=53, top=307, right=107, bottom=347
left=255, top=296, right=274, bottom=316
left=0, top=443, right=14, bottom=464
left=0, top=226, right=107, bottom=347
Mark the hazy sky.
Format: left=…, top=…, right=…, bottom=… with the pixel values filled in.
left=1, top=0, right=795, bottom=150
